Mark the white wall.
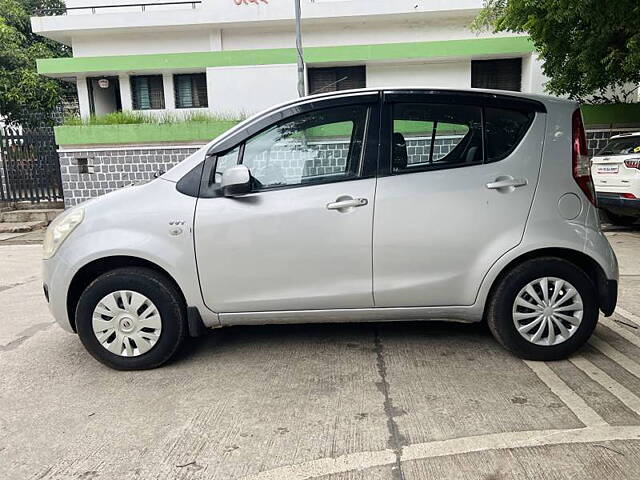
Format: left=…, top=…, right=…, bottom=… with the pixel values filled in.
left=206, top=64, right=299, bottom=116
left=367, top=61, right=472, bottom=89
left=72, top=30, right=210, bottom=57
left=66, top=16, right=506, bottom=59
left=222, top=18, right=510, bottom=52
left=32, top=0, right=484, bottom=45
left=521, top=53, right=547, bottom=95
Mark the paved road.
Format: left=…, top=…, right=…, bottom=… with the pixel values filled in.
left=1, top=230, right=640, bottom=480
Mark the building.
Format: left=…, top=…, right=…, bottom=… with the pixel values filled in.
left=29, top=0, right=640, bottom=207
left=32, top=0, right=548, bottom=119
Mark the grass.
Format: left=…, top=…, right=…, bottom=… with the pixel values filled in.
left=63, top=110, right=246, bottom=126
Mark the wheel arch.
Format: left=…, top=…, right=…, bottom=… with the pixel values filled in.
left=66, top=256, right=187, bottom=332
left=483, top=247, right=616, bottom=320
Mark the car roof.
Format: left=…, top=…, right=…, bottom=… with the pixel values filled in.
left=233, top=87, right=572, bottom=124
left=301, top=86, right=576, bottom=108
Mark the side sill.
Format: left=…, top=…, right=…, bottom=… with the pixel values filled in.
left=218, top=306, right=481, bottom=326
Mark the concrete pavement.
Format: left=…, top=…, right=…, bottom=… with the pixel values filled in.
left=1, top=230, right=640, bottom=479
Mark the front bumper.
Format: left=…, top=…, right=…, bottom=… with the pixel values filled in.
left=597, top=193, right=640, bottom=215
left=42, top=254, right=76, bottom=333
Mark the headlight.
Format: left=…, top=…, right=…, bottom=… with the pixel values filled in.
left=43, top=208, right=84, bottom=260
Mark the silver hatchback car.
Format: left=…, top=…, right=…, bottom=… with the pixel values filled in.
left=42, top=88, right=618, bottom=370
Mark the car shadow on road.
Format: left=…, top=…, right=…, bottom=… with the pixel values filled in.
left=602, top=223, right=640, bottom=233
left=173, top=320, right=493, bottom=366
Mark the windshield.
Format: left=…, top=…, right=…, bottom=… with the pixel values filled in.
left=598, top=136, right=640, bottom=156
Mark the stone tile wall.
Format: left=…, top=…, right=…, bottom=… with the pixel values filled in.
left=58, top=146, right=201, bottom=207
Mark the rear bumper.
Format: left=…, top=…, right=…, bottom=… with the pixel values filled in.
left=597, top=193, right=640, bottom=215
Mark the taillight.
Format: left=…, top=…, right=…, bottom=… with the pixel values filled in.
left=624, top=159, right=640, bottom=169
left=621, top=193, right=637, bottom=199
left=572, top=109, right=596, bottom=206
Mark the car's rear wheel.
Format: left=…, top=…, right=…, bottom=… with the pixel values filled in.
left=487, top=257, right=598, bottom=361
left=75, top=267, right=187, bottom=370
left=605, top=211, right=638, bottom=226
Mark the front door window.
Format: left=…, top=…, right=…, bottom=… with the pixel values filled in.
left=214, top=105, right=369, bottom=190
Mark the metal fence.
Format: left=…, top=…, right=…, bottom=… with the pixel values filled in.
left=0, top=125, right=64, bottom=203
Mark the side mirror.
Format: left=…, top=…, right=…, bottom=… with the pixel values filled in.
left=221, top=164, right=252, bottom=197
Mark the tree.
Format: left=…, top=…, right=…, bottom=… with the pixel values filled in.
left=0, top=0, right=70, bottom=126
left=472, top=0, right=640, bottom=103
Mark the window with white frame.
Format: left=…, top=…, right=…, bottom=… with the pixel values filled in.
left=174, top=73, right=208, bottom=109
left=130, top=75, right=165, bottom=110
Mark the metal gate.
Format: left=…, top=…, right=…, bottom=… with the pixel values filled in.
left=0, top=124, right=63, bottom=203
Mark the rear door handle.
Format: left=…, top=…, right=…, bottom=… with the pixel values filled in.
left=327, top=197, right=368, bottom=211
left=486, top=178, right=528, bottom=190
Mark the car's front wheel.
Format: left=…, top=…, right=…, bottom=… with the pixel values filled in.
left=487, top=257, right=598, bottom=361
left=75, top=267, right=187, bottom=370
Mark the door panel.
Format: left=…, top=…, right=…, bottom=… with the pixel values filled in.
left=196, top=180, right=375, bottom=312
left=195, top=102, right=378, bottom=314
left=373, top=106, right=545, bottom=307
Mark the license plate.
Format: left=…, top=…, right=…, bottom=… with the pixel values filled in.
left=597, top=165, right=619, bottom=174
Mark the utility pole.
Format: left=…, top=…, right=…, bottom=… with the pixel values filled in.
left=294, top=0, right=305, bottom=97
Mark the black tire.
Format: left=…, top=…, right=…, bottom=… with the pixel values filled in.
left=605, top=211, right=638, bottom=227
left=487, top=257, right=598, bottom=361
left=75, top=267, right=187, bottom=370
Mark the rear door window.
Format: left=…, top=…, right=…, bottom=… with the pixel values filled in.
left=392, top=103, right=483, bottom=173
left=391, top=103, right=536, bottom=173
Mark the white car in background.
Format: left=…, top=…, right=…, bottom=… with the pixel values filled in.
left=592, top=132, right=640, bottom=226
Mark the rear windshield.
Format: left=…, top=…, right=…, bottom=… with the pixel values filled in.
left=598, top=137, right=640, bottom=156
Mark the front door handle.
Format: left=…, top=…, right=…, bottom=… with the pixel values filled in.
left=327, top=196, right=368, bottom=212
left=486, top=177, right=528, bottom=190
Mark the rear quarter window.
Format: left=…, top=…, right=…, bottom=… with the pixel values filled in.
left=484, top=107, right=535, bottom=163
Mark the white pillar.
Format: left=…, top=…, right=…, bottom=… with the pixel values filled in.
left=527, top=54, right=548, bottom=95
left=119, top=74, right=133, bottom=111
left=207, top=29, right=223, bottom=114
left=209, top=29, right=222, bottom=51
left=76, top=76, right=91, bottom=119
left=520, top=55, right=531, bottom=93
left=163, top=73, right=175, bottom=110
